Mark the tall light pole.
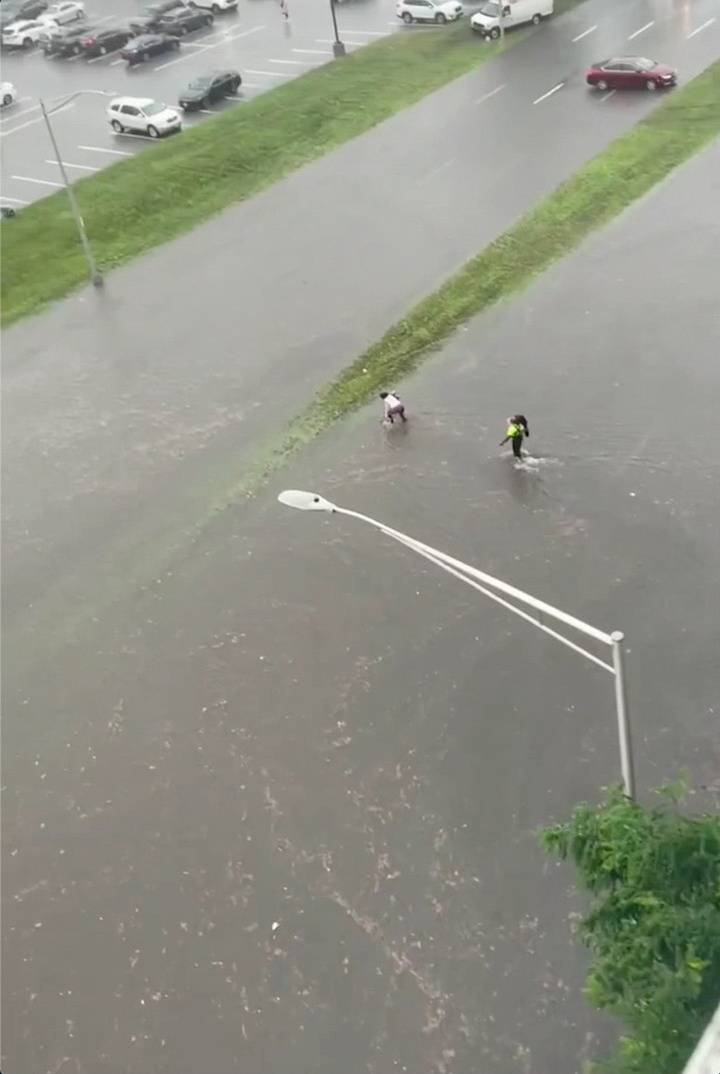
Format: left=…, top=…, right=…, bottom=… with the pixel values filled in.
left=329, top=0, right=346, bottom=56
left=278, top=489, right=636, bottom=800
left=40, top=90, right=116, bottom=289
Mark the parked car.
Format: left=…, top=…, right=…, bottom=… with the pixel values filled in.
left=107, top=95, right=182, bottom=136
left=1, top=0, right=48, bottom=30
left=79, top=25, right=132, bottom=55
left=39, top=20, right=89, bottom=52
left=156, top=7, right=213, bottom=33
left=586, top=56, right=677, bottom=91
left=396, top=0, right=462, bottom=23
left=178, top=68, right=240, bottom=109
left=121, top=32, right=179, bottom=63
left=1, top=80, right=18, bottom=106
left=189, top=0, right=237, bottom=13
left=129, top=0, right=187, bottom=33
left=471, top=0, right=552, bottom=37
left=2, top=15, right=56, bottom=47
left=44, top=0, right=83, bottom=23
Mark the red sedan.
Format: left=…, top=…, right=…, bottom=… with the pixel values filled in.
left=586, top=56, right=677, bottom=91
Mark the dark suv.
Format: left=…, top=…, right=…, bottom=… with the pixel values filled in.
left=156, top=8, right=213, bottom=34
left=1, top=0, right=47, bottom=29
left=128, top=0, right=187, bottom=33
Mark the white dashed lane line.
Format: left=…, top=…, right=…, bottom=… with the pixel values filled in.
left=11, top=175, right=64, bottom=187
left=1, top=195, right=30, bottom=204
left=686, top=16, right=715, bottom=38
left=45, top=159, right=100, bottom=171
left=599, top=89, right=616, bottom=102
left=268, top=57, right=323, bottom=65
left=571, top=24, right=596, bottom=42
left=292, top=47, right=333, bottom=55
left=532, top=81, right=564, bottom=104
left=627, top=20, right=654, bottom=40
left=77, top=145, right=133, bottom=156
left=475, top=83, right=506, bottom=105
left=245, top=68, right=292, bottom=78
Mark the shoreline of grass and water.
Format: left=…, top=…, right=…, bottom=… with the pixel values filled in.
left=1, top=3, right=582, bottom=326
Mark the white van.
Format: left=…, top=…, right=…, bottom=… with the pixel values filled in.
left=470, top=0, right=553, bottom=38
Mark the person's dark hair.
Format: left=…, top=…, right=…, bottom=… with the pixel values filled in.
left=379, top=392, right=388, bottom=399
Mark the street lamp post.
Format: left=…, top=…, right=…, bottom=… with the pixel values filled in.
left=40, top=90, right=116, bottom=289
left=329, top=0, right=346, bottom=56
left=278, top=489, right=637, bottom=800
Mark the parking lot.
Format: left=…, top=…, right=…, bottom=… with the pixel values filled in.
left=1, top=0, right=414, bottom=205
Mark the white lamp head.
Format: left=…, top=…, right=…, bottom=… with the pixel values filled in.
left=278, top=489, right=336, bottom=513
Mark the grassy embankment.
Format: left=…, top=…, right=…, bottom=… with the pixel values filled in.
left=1, top=12, right=563, bottom=325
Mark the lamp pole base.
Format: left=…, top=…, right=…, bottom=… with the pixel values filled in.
left=333, top=40, right=346, bottom=57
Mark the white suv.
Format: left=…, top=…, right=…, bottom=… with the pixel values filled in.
left=396, top=0, right=463, bottom=22
left=2, top=16, right=57, bottom=47
left=107, top=97, right=182, bottom=138
left=190, top=0, right=237, bottom=11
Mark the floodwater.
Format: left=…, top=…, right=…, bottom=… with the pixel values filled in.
left=3, top=146, right=720, bottom=1073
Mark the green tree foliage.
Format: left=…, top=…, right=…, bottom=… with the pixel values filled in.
left=540, top=787, right=720, bottom=1074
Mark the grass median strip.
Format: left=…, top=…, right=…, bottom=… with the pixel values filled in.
left=2, top=18, right=552, bottom=327
left=220, top=61, right=720, bottom=501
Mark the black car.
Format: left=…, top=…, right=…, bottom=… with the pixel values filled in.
left=128, top=0, right=186, bottom=33
left=78, top=25, right=132, bottom=56
left=156, top=7, right=212, bottom=34
left=178, top=68, right=241, bottom=109
left=120, top=32, right=179, bottom=63
left=41, top=21, right=92, bottom=54
left=1, top=0, right=47, bottom=29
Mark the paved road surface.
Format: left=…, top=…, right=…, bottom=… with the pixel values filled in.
left=3, top=0, right=719, bottom=645
left=3, top=118, right=719, bottom=1074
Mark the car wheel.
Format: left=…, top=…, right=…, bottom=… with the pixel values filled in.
left=99, top=44, right=107, bottom=54
left=172, top=38, right=180, bottom=48
left=231, top=76, right=240, bottom=91
left=205, top=15, right=212, bottom=24
left=596, top=78, right=608, bottom=91
left=434, top=11, right=446, bottom=22
left=489, top=25, right=500, bottom=38
left=401, top=10, right=412, bottom=22
left=23, top=36, right=33, bottom=47
left=3, top=93, right=12, bottom=105
left=212, top=3, right=219, bottom=11
left=531, top=11, right=541, bottom=23
left=111, top=118, right=123, bottom=132
left=147, top=124, right=159, bottom=137
left=645, top=79, right=657, bottom=91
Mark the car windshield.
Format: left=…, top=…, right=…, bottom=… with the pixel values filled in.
left=634, top=57, right=656, bottom=71
left=143, top=101, right=167, bottom=116
left=188, top=77, right=212, bottom=89
left=479, top=1, right=500, bottom=14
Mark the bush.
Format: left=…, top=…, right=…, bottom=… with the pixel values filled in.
left=540, top=786, right=720, bottom=1074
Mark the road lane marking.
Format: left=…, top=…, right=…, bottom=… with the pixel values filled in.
left=78, top=144, right=133, bottom=155
left=87, top=48, right=124, bottom=63
left=686, top=16, right=715, bottom=38
left=0, top=195, right=29, bottom=204
left=154, top=48, right=208, bottom=70
left=328, top=29, right=388, bottom=35
left=1, top=102, right=42, bottom=123
left=11, top=175, right=64, bottom=187
left=46, top=159, right=99, bottom=171
left=532, top=81, right=564, bottom=104
left=268, top=57, right=322, bottom=65
left=198, top=109, right=213, bottom=114
left=245, top=68, right=292, bottom=77
left=475, top=83, right=506, bottom=104
left=153, top=22, right=264, bottom=68
left=292, top=47, right=332, bottom=54
left=628, top=20, right=653, bottom=40
left=0, top=102, right=75, bottom=137
left=599, top=89, right=616, bottom=102
left=571, top=24, right=596, bottom=42
left=110, top=57, right=124, bottom=64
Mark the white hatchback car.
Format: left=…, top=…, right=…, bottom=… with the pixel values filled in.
left=2, top=16, right=57, bottom=47
left=190, top=0, right=237, bottom=11
left=45, top=0, right=84, bottom=23
left=397, top=0, right=462, bottom=22
left=107, top=96, right=182, bottom=138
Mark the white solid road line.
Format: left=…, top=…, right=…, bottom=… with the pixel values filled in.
left=78, top=144, right=133, bottom=155
left=599, top=89, right=616, bottom=102
left=292, top=47, right=333, bottom=54
left=533, top=81, right=565, bottom=104
left=154, top=22, right=265, bottom=69
left=269, top=57, right=322, bottom=65
left=475, top=83, right=506, bottom=104
left=0, top=102, right=75, bottom=138
left=686, top=16, right=715, bottom=38
left=12, top=175, right=64, bottom=187
left=571, top=24, right=596, bottom=42
left=87, top=49, right=123, bottom=63
left=245, top=68, right=292, bottom=78
left=628, top=20, right=654, bottom=40
left=46, top=159, right=100, bottom=171
left=0, top=195, right=30, bottom=204
left=110, top=57, right=125, bottom=65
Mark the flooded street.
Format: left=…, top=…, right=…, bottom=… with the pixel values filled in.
left=3, top=144, right=720, bottom=1074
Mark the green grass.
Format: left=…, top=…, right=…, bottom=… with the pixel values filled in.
left=1, top=14, right=555, bottom=325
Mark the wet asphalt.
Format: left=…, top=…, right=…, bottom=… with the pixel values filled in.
left=3, top=112, right=720, bottom=1074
